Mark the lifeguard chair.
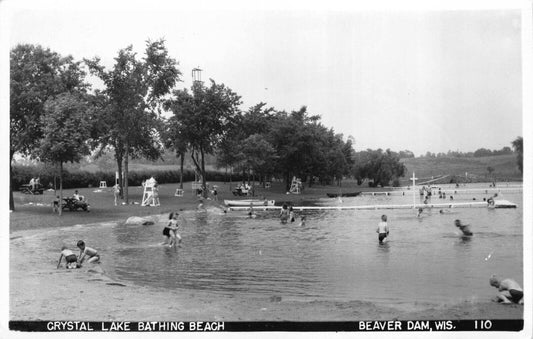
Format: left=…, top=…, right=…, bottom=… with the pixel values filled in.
left=99, top=181, right=107, bottom=189
left=289, top=177, right=302, bottom=194
left=141, top=177, right=160, bottom=206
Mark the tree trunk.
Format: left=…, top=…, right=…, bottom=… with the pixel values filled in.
left=9, top=150, right=14, bottom=211
left=179, top=153, right=184, bottom=189
left=200, top=147, right=207, bottom=198
left=59, top=162, right=63, bottom=216
left=116, top=154, right=124, bottom=199
left=124, top=142, right=129, bottom=204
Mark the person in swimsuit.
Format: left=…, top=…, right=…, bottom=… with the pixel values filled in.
left=57, top=246, right=80, bottom=269
left=77, top=240, right=100, bottom=264
left=454, top=219, right=473, bottom=236
left=376, top=214, right=389, bottom=244
left=279, top=204, right=289, bottom=224
left=163, top=212, right=181, bottom=247
left=490, top=275, right=524, bottom=304
left=289, top=206, right=295, bottom=223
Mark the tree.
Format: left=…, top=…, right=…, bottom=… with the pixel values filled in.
left=353, top=149, right=406, bottom=187
left=166, top=79, right=241, bottom=197
left=39, top=93, right=92, bottom=215
left=512, top=136, right=523, bottom=174
left=10, top=44, right=87, bottom=210
left=85, top=39, right=181, bottom=202
left=163, top=113, right=189, bottom=189
left=241, top=134, right=276, bottom=187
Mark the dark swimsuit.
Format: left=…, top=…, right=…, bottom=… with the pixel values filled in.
left=509, top=289, right=523, bottom=303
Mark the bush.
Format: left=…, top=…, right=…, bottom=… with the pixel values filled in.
left=11, top=165, right=245, bottom=190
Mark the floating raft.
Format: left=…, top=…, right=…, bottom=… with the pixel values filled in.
left=227, top=200, right=517, bottom=211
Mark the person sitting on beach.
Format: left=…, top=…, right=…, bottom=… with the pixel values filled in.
left=77, top=240, right=100, bottom=264
left=454, top=219, right=473, bottom=236
left=489, top=275, right=523, bottom=304
left=73, top=190, right=84, bottom=201
left=57, top=246, right=80, bottom=269
left=279, top=204, right=289, bottom=224
left=376, top=215, right=389, bottom=244
left=197, top=199, right=206, bottom=211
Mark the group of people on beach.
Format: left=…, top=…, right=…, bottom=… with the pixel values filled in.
left=57, top=240, right=100, bottom=269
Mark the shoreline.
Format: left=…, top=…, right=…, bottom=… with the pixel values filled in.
left=9, top=215, right=523, bottom=322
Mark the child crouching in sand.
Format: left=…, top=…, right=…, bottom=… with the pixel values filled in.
left=490, top=275, right=524, bottom=304
left=57, top=246, right=80, bottom=269
left=77, top=240, right=100, bottom=264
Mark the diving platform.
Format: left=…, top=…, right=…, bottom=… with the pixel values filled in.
left=227, top=199, right=517, bottom=211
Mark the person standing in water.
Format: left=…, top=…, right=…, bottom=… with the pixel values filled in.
left=248, top=202, right=256, bottom=218
left=454, top=219, right=473, bottom=236
left=279, top=204, right=289, bottom=224
left=376, top=214, right=389, bottom=244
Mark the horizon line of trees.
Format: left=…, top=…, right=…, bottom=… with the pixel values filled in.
left=10, top=41, right=523, bottom=212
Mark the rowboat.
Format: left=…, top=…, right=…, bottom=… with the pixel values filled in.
left=224, top=199, right=275, bottom=207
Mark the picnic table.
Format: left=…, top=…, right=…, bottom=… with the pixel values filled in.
left=19, top=184, right=44, bottom=195
left=61, top=197, right=90, bottom=212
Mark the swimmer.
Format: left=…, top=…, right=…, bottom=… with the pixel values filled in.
left=490, top=275, right=524, bottom=304
left=454, top=219, right=473, bottom=236
left=376, top=214, right=389, bottom=244
left=299, top=216, right=306, bottom=226
left=289, top=206, right=295, bottom=223
left=248, top=203, right=256, bottom=218
left=417, top=208, right=423, bottom=218
left=57, top=246, right=80, bottom=269
left=77, top=240, right=100, bottom=264
left=279, top=204, right=289, bottom=224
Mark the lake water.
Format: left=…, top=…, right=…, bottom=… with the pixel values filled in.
left=23, top=183, right=523, bottom=310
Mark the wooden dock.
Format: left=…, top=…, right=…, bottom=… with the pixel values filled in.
left=227, top=200, right=517, bottom=211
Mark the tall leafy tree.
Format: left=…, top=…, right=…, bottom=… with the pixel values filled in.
left=85, top=39, right=181, bottom=202
left=166, top=79, right=241, bottom=197
left=39, top=93, right=92, bottom=215
left=512, top=136, right=523, bottom=174
left=10, top=44, right=87, bottom=210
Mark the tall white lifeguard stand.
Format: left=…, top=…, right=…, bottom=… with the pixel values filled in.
left=289, top=177, right=302, bottom=194
left=141, top=177, right=160, bottom=206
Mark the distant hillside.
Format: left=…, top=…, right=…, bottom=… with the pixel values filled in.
left=400, top=154, right=522, bottom=184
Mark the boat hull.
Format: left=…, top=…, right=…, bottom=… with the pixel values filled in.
left=224, top=199, right=275, bottom=206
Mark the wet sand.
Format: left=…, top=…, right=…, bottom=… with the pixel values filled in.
left=9, top=220, right=523, bottom=322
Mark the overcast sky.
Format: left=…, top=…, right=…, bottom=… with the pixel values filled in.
left=4, top=1, right=527, bottom=156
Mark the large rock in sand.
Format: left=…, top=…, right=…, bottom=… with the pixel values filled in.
left=125, top=216, right=155, bottom=225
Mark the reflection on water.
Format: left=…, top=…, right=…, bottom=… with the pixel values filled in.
left=20, top=187, right=523, bottom=306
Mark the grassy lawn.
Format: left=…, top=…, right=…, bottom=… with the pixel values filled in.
left=9, top=180, right=372, bottom=232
